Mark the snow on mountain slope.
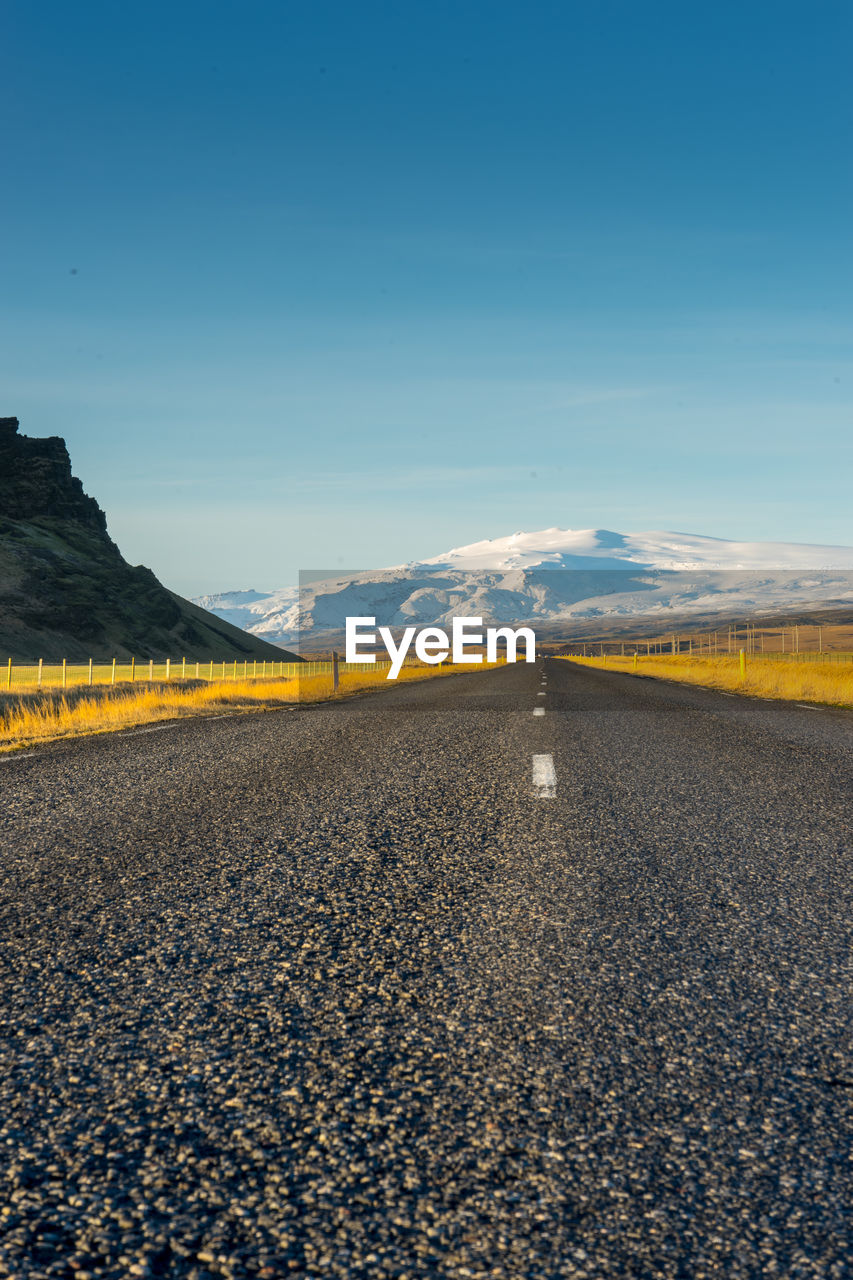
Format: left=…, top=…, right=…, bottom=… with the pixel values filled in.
left=194, top=528, right=853, bottom=649
left=192, top=587, right=297, bottom=634
left=413, top=528, right=853, bottom=572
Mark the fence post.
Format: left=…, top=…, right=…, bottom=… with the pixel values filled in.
left=149, top=659, right=154, bottom=681
left=633, top=653, right=638, bottom=670
left=332, top=650, right=339, bottom=692
left=62, top=658, right=67, bottom=690
left=196, top=661, right=200, bottom=679
left=38, top=657, right=43, bottom=688
left=233, top=660, right=237, bottom=680
left=6, top=658, right=11, bottom=690
left=88, top=657, right=93, bottom=686
left=131, top=656, right=135, bottom=682
left=253, top=659, right=257, bottom=679
left=182, top=657, right=186, bottom=679
left=739, top=649, right=746, bottom=680
left=165, top=658, right=171, bottom=681
left=111, top=658, right=116, bottom=685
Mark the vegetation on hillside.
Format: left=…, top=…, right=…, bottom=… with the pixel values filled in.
left=0, top=417, right=294, bottom=661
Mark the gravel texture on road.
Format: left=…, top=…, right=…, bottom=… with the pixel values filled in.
left=0, top=660, right=851, bottom=1278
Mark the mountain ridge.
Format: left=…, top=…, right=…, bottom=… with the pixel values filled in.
left=412, top=526, right=853, bottom=572
left=0, top=417, right=300, bottom=661
left=195, top=526, right=853, bottom=650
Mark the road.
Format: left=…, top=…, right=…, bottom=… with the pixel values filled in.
left=1, top=659, right=851, bottom=1279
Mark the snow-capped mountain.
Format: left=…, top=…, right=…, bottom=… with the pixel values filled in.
left=416, top=528, right=853, bottom=572
left=194, top=528, right=853, bottom=649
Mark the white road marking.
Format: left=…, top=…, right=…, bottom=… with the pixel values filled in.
left=795, top=703, right=824, bottom=711
left=533, top=707, right=545, bottom=716
left=537, top=691, right=546, bottom=697
left=532, top=753, right=556, bottom=798
left=0, top=752, right=35, bottom=763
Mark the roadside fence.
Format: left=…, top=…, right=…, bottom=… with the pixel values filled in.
left=3, top=657, right=392, bottom=694
left=566, top=628, right=853, bottom=661
left=758, top=651, right=853, bottom=663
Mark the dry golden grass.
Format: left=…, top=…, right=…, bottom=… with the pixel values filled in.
left=563, top=654, right=853, bottom=708
left=0, top=661, right=504, bottom=753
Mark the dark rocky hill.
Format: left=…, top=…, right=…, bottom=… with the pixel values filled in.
left=0, top=417, right=299, bottom=661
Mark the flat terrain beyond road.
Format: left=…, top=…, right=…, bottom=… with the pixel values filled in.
left=1, top=661, right=851, bottom=1280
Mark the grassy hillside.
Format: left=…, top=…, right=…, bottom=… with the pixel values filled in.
left=0, top=418, right=298, bottom=662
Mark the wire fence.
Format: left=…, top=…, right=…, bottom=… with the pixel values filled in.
left=561, top=618, right=853, bottom=660
left=566, top=646, right=853, bottom=664
left=2, top=657, right=394, bottom=693
left=566, top=629, right=853, bottom=661
left=757, top=651, right=853, bottom=663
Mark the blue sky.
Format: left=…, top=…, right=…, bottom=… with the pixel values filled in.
left=2, top=0, right=851, bottom=595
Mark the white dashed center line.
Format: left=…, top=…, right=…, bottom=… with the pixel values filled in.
left=533, top=707, right=545, bottom=717
left=532, top=753, right=556, bottom=798
left=537, top=691, right=546, bottom=697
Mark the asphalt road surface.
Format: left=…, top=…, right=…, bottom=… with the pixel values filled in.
left=1, top=659, right=851, bottom=1279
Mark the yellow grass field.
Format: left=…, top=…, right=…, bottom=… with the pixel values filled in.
left=564, top=654, right=853, bottom=708
left=0, top=661, right=504, bottom=754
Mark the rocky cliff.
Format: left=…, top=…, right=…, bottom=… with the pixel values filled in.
left=0, top=418, right=109, bottom=529
left=0, top=417, right=299, bottom=661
